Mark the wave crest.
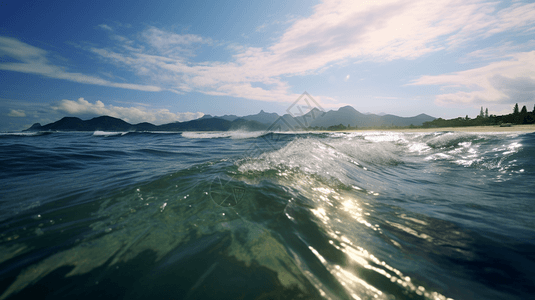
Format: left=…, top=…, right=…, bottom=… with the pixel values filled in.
left=92, top=131, right=128, bottom=137
left=182, top=131, right=268, bottom=139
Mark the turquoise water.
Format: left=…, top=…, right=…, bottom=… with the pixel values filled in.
left=1, top=130, right=534, bottom=299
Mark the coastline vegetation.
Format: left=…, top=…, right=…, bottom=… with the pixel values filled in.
left=307, top=103, right=535, bottom=131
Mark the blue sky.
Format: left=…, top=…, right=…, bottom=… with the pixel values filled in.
left=1, top=0, right=534, bottom=131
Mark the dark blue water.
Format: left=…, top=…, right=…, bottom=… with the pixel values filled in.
left=1, top=130, right=534, bottom=300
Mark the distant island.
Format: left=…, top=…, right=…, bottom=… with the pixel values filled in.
left=25, top=115, right=267, bottom=132
left=24, top=105, right=436, bottom=132
left=25, top=103, right=535, bottom=132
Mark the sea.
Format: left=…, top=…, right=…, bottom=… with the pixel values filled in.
left=0, top=130, right=534, bottom=300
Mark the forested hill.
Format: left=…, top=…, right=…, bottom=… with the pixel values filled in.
left=25, top=105, right=437, bottom=132
left=422, top=104, right=535, bottom=128
left=25, top=116, right=267, bottom=132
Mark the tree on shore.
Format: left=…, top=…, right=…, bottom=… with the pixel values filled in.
left=421, top=102, right=535, bottom=128
left=327, top=124, right=347, bottom=131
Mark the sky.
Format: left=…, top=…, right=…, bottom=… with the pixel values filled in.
left=1, top=0, right=535, bottom=131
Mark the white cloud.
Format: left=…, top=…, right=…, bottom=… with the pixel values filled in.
left=142, top=27, right=211, bottom=48
left=3, top=1, right=535, bottom=109
left=98, top=24, right=113, bottom=31
left=52, top=98, right=204, bottom=124
left=8, top=109, right=26, bottom=117
left=0, top=36, right=162, bottom=92
left=461, top=40, right=535, bottom=63
left=89, top=0, right=535, bottom=106
left=410, top=51, right=535, bottom=105
left=255, top=23, right=268, bottom=32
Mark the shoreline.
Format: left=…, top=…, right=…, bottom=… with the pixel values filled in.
left=316, top=124, right=535, bottom=133
left=7, top=124, right=535, bottom=134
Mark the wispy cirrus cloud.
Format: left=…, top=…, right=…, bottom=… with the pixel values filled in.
left=460, top=40, right=535, bottom=63
left=53, top=98, right=204, bottom=124
left=2, top=1, right=534, bottom=108
left=411, top=51, right=535, bottom=105
left=89, top=0, right=535, bottom=106
left=7, top=109, right=26, bottom=117
left=0, top=36, right=162, bottom=92
left=141, top=27, right=212, bottom=57
left=97, top=24, right=113, bottom=31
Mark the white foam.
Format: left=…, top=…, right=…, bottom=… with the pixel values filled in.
left=238, top=138, right=352, bottom=182
left=92, top=131, right=128, bottom=137
left=271, top=131, right=309, bottom=135
left=237, top=135, right=406, bottom=187
left=239, top=130, right=416, bottom=174
left=0, top=132, right=39, bottom=136
left=425, top=132, right=477, bottom=149
left=181, top=131, right=267, bottom=139
left=363, top=132, right=407, bottom=143
left=407, top=142, right=431, bottom=154
left=424, top=153, right=454, bottom=161
left=0, top=131, right=50, bottom=136
left=330, top=139, right=401, bottom=165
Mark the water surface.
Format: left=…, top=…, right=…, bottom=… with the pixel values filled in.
left=1, top=130, right=534, bottom=299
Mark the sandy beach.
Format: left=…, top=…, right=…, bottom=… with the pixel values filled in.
left=335, top=124, right=535, bottom=133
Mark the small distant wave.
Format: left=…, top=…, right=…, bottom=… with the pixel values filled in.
left=141, top=131, right=181, bottom=134
left=272, top=131, right=311, bottom=135
left=0, top=131, right=52, bottom=137
left=92, top=131, right=128, bottom=137
left=182, top=131, right=268, bottom=139
left=326, top=131, right=407, bottom=142
left=124, top=131, right=183, bottom=136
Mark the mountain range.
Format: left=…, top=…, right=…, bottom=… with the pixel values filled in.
left=25, top=106, right=435, bottom=132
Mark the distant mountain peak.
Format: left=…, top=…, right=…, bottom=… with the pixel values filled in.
left=60, top=116, right=82, bottom=121
left=338, top=106, right=359, bottom=113
left=29, top=123, right=42, bottom=130
left=24, top=104, right=436, bottom=132
left=364, top=112, right=386, bottom=116
left=416, top=113, right=434, bottom=118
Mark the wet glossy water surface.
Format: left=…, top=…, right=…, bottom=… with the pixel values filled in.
left=1, top=130, right=534, bottom=299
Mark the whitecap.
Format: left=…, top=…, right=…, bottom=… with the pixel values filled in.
left=0, top=131, right=51, bottom=137
left=181, top=131, right=268, bottom=139
left=92, top=131, right=128, bottom=137
left=425, top=132, right=477, bottom=149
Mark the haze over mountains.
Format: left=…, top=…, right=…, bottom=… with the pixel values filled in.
left=26, top=106, right=435, bottom=132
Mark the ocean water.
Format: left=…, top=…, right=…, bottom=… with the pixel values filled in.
left=0, top=130, right=534, bottom=300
